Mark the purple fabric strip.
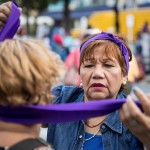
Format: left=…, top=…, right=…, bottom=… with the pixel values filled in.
left=80, top=32, right=129, bottom=74
left=0, top=99, right=141, bottom=124
left=0, top=2, right=20, bottom=41
left=0, top=3, right=141, bottom=125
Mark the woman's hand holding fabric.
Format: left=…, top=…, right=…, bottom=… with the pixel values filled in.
left=120, top=88, right=150, bottom=150
left=0, top=1, right=22, bottom=30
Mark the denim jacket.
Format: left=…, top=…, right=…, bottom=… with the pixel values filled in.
left=47, top=85, right=144, bottom=150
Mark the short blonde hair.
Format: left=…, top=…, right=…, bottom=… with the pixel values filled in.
left=0, top=39, right=64, bottom=105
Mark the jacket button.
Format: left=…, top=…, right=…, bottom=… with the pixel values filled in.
left=101, top=125, right=108, bottom=134
left=101, top=125, right=105, bottom=129
left=79, top=135, right=82, bottom=138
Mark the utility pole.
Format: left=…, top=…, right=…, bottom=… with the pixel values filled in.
left=64, top=0, right=70, bottom=32
left=114, top=0, right=119, bottom=33
left=25, top=0, right=30, bottom=34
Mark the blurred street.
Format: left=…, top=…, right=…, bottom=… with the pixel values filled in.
left=133, top=75, right=150, bottom=93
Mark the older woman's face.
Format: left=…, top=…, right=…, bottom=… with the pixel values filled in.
left=79, top=46, right=126, bottom=101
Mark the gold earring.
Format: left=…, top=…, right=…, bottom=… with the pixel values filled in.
left=122, top=81, right=127, bottom=86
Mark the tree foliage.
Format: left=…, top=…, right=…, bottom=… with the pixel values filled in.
left=0, top=0, right=70, bottom=31
left=0, top=0, right=57, bottom=12
left=19, top=0, right=51, bottom=12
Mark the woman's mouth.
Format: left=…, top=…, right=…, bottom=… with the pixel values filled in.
left=91, top=83, right=105, bottom=87
left=91, top=83, right=106, bottom=90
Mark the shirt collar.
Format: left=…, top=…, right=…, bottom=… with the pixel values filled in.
left=80, top=90, right=126, bottom=134
left=103, top=92, right=126, bottom=134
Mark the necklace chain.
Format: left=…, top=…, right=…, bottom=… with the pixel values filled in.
left=85, top=117, right=106, bottom=128
left=85, top=116, right=107, bottom=128
left=83, top=127, right=100, bottom=142
left=83, top=116, right=107, bottom=142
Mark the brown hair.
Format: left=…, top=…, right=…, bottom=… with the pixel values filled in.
left=0, top=39, right=64, bottom=106
left=79, top=33, right=132, bottom=76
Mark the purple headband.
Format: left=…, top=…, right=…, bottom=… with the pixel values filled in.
left=80, top=32, right=129, bottom=74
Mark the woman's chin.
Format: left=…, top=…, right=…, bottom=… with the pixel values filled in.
left=88, top=94, right=108, bottom=101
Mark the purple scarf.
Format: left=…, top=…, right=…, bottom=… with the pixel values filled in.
left=0, top=99, right=141, bottom=124
left=0, top=2, right=142, bottom=124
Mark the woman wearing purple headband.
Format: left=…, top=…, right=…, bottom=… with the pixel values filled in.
left=0, top=2, right=150, bottom=150
left=47, top=32, right=144, bottom=150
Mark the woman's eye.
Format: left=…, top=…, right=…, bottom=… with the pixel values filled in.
left=84, top=64, right=94, bottom=68
left=104, top=64, right=114, bottom=67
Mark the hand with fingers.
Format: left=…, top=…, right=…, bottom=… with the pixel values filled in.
left=0, top=1, right=12, bottom=30
left=120, top=87, right=150, bottom=150
left=0, top=1, right=22, bottom=30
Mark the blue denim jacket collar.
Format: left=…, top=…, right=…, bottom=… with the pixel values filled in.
left=53, top=85, right=125, bottom=134
left=48, top=86, right=143, bottom=150
left=103, top=111, right=123, bottom=134
left=77, top=87, right=126, bottom=135
left=103, top=92, right=126, bottom=134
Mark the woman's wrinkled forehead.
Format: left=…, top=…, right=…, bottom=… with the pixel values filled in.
left=80, top=32, right=130, bottom=75
left=80, top=40, right=121, bottom=63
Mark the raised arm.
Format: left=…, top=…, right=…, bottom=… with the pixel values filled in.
left=0, top=1, right=21, bottom=30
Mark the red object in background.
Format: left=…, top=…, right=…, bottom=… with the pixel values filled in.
left=53, top=34, right=63, bottom=46
left=65, top=48, right=80, bottom=69
left=64, top=48, right=81, bottom=86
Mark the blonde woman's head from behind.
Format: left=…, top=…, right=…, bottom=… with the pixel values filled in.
left=0, top=39, right=64, bottom=106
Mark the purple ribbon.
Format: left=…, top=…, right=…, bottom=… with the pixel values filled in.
left=0, top=2, right=20, bottom=41
left=80, top=32, right=129, bottom=74
left=0, top=99, right=141, bottom=124
left=0, top=3, right=141, bottom=124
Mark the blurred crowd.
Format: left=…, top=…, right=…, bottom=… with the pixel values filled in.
left=16, top=21, right=150, bottom=90
left=1, top=2, right=150, bottom=149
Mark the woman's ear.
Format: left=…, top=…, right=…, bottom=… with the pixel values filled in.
left=80, top=80, right=82, bottom=87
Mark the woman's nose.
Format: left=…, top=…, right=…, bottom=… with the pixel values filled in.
left=92, top=66, right=105, bottom=79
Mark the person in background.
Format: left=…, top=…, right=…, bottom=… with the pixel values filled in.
left=141, top=21, right=150, bottom=73
left=50, top=33, right=69, bottom=61
left=64, top=47, right=81, bottom=86
left=36, top=23, right=50, bottom=39
left=0, top=39, right=64, bottom=149
left=135, top=31, right=145, bottom=81
left=64, top=34, right=90, bottom=86
left=142, top=22, right=149, bottom=33
left=123, top=53, right=141, bottom=95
